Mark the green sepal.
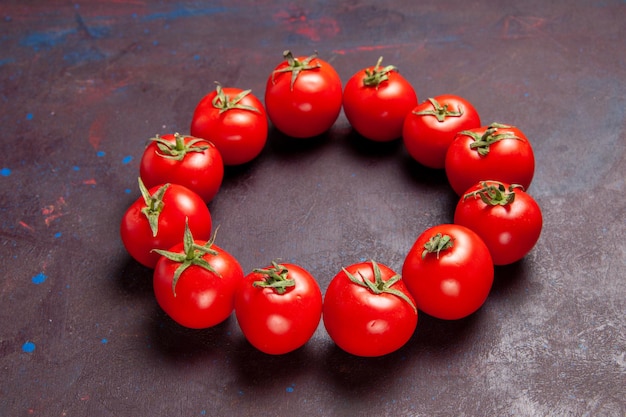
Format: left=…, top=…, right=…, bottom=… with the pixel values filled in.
left=461, top=123, right=522, bottom=156
left=344, top=260, right=417, bottom=314
left=463, top=181, right=522, bottom=206
left=211, top=82, right=261, bottom=114
left=138, top=178, right=170, bottom=237
left=362, top=57, right=397, bottom=89
left=422, top=233, right=454, bottom=259
left=271, top=50, right=322, bottom=91
left=252, top=260, right=296, bottom=295
left=152, top=220, right=220, bottom=297
left=150, top=132, right=209, bottom=161
left=413, top=97, right=464, bottom=122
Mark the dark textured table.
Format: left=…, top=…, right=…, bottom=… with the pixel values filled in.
left=1, top=1, right=625, bottom=416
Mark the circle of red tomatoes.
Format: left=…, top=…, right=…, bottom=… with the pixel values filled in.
left=343, top=57, right=418, bottom=142
left=322, top=260, right=417, bottom=357
left=264, top=51, right=343, bottom=138
left=454, top=180, right=543, bottom=265
left=190, top=83, right=268, bottom=166
left=403, top=95, right=481, bottom=169
left=120, top=179, right=212, bottom=269
left=139, top=133, right=224, bottom=203
left=234, top=262, right=323, bottom=355
left=153, top=223, right=244, bottom=329
left=445, top=122, right=536, bottom=195
left=402, top=224, right=494, bottom=320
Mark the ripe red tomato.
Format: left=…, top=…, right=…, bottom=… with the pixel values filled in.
left=403, top=95, right=481, bottom=169
left=454, top=180, right=543, bottom=265
left=322, top=260, right=417, bottom=357
left=153, top=223, right=244, bottom=329
left=139, top=133, right=224, bottom=203
left=265, top=51, right=342, bottom=138
left=402, top=224, right=494, bottom=320
left=234, top=262, right=322, bottom=355
left=120, top=179, right=212, bottom=268
left=445, top=122, right=535, bottom=195
left=343, top=57, right=417, bottom=142
left=190, top=83, right=268, bottom=166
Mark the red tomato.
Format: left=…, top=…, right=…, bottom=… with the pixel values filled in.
left=139, top=133, right=224, bottom=203
left=343, top=57, right=417, bottom=142
left=234, top=262, right=322, bottom=355
left=402, top=224, right=494, bottom=320
left=265, top=51, right=342, bottom=138
left=445, top=123, right=535, bottom=195
left=153, top=223, right=244, bottom=329
left=120, top=179, right=212, bottom=268
left=190, top=83, right=268, bottom=166
left=322, top=260, right=417, bottom=357
left=454, top=181, right=543, bottom=265
left=403, top=95, right=481, bottom=169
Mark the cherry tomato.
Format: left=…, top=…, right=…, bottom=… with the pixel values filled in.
left=445, top=122, right=535, bottom=195
left=265, top=51, right=342, bottom=138
left=234, top=262, right=322, bottom=355
left=403, top=95, right=481, bottom=169
left=190, top=83, right=268, bottom=165
left=139, top=133, right=224, bottom=203
left=120, top=179, right=212, bottom=269
left=153, top=222, right=244, bottom=329
left=454, top=180, right=543, bottom=265
left=322, top=260, right=417, bottom=357
left=402, top=224, right=494, bottom=320
left=343, top=57, right=417, bottom=142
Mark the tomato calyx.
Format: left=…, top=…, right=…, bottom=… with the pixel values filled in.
left=150, top=132, right=209, bottom=161
left=413, top=97, right=464, bottom=122
left=344, top=260, right=417, bottom=313
left=252, top=261, right=296, bottom=294
left=463, top=123, right=522, bottom=156
left=152, top=220, right=220, bottom=296
left=211, top=82, right=261, bottom=114
left=362, top=56, right=397, bottom=89
left=138, top=177, right=170, bottom=237
left=271, top=50, right=321, bottom=91
left=422, top=233, right=454, bottom=259
left=463, top=181, right=523, bottom=206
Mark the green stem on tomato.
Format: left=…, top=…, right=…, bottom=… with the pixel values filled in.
left=422, top=233, right=454, bottom=260
left=211, top=82, right=260, bottom=114
left=138, top=177, right=170, bottom=237
left=413, top=97, right=464, bottom=122
left=463, top=180, right=523, bottom=206
left=461, top=122, right=522, bottom=156
left=362, top=57, right=397, bottom=89
left=271, top=50, right=321, bottom=91
left=252, top=261, right=295, bottom=294
left=150, top=132, right=209, bottom=161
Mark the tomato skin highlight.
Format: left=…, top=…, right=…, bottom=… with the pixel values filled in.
left=190, top=86, right=268, bottom=166
left=265, top=53, right=342, bottom=138
left=403, top=95, right=481, bottom=169
left=322, top=261, right=417, bottom=357
left=402, top=224, right=494, bottom=320
left=139, top=133, right=224, bottom=203
left=120, top=184, right=212, bottom=269
left=454, top=181, right=543, bottom=265
left=445, top=123, right=535, bottom=196
left=343, top=62, right=417, bottom=142
left=234, top=263, right=323, bottom=355
left=153, top=242, right=244, bottom=329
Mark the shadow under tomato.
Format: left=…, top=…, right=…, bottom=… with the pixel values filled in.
left=266, top=125, right=334, bottom=156
left=114, top=255, right=154, bottom=297
left=342, top=128, right=403, bottom=159
left=489, top=259, right=530, bottom=299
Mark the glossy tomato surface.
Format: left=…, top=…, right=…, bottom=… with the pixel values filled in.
left=343, top=58, right=417, bottom=142
left=322, top=261, right=417, bottom=357
left=154, top=240, right=243, bottom=329
left=190, top=85, right=267, bottom=166
left=445, top=123, right=535, bottom=195
left=120, top=182, right=212, bottom=268
left=403, top=95, right=481, bottom=169
left=454, top=181, right=543, bottom=265
left=139, top=133, right=224, bottom=203
left=265, top=52, right=342, bottom=138
left=402, top=224, right=494, bottom=320
left=234, top=263, right=322, bottom=355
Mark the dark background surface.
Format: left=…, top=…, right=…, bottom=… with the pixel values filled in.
left=1, top=1, right=625, bottom=416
